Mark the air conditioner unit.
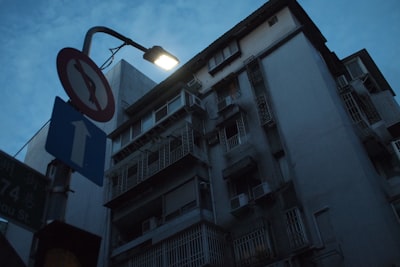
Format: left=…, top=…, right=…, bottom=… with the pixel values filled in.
left=230, top=193, right=249, bottom=211
left=253, top=182, right=272, bottom=200
left=218, top=96, right=233, bottom=112
left=187, top=77, right=202, bottom=91
left=189, top=95, right=204, bottom=113
left=142, top=217, right=157, bottom=234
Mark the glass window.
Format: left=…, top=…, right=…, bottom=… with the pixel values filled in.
left=155, top=105, right=168, bottom=122
left=121, top=127, right=131, bottom=147
left=214, top=52, right=223, bottom=65
left=223, top=46, right=231, bottom=59
left=208, top=57, right=216, bottom=70
left=112, top=137, right=121, bottom=153
left=142, top=112, right=153, bottom=132
left=229, top=41, right=239, bottom=55
left=346, top=58, right=366, bottom=79
left=132, top=121, right=141, bottom=139
left=168, top=96, right=182, bottom=113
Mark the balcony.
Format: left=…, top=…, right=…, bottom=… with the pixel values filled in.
left=232, top=218, right=274, bottom=267
left=105, top=125, right=207, bottom=206
left=111, top=221, right=231, bottom=267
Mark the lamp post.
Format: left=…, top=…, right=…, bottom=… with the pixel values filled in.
left=47, top=26, right=180, bottom=221
left=37, top=26, right=180, bottom=267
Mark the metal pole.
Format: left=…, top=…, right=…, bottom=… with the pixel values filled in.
left=82, top=26, right=149, bottom=56
left=45, top=160, right=72, bottom=222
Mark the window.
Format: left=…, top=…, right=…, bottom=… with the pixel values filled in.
left=112, top=137, right=121, bottom=154
left=285, top=207, right=308, bottom=250
left=112, top=93, right=186, bottom=156
left=165, top=180, right=197, bottom=221
left=132, top=121, right=141, bottom=139
left=147, top=152, right=159, bottom=176
left=155, top=106, right=168, bottom=122
left=126, top=164, right=138, bottom=188
left=345, top=58, right=367, bottom=80
left=121, top=128, right=131, bottom=147
left=217, top=78, right=240, bottom=102
left=219, top=115, right=247, bottom=152
left=168, top=95, right=182, bottom=113
left=142, top=112, right=153, bottom=132
left=208, top=40, right=240, bottom=74
left=229, top=173, right=260, bottom=199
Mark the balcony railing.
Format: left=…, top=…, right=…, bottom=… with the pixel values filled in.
left=227, top=134, right=240, bottom=150
left=341, top=91, right=374, bottom=140
left=106, top=125, right=206, bottom=201
left=233, top=221, right=274, bottom=266
left=114, top=223, right=230, bottom=267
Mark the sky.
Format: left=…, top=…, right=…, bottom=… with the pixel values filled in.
left=0, top=0, right=399, bottom=161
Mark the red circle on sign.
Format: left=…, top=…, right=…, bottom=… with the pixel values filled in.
left=57, top=47, right=115, bottom=122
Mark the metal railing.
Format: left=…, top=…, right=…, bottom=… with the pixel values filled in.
left=115, top=223, right=229, bottom=267
left=107, top=126, right=206, bottom=201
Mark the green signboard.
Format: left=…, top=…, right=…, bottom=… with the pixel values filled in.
left=0, top=150, right=49, bottom=231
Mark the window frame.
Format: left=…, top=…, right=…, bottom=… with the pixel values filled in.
left=208, top=40, right=241, bottom=75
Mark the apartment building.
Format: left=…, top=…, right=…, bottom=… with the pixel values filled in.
left=104, top=0, right=400, bottom=266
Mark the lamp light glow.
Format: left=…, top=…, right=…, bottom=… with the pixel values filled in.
left=143, top=46, right=179, bottom=70
left=154, top=55, right=179, bottom=70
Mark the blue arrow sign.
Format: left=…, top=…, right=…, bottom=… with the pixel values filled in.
left=45, top=97, right=106, bottom=186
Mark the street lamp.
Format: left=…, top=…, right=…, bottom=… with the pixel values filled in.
left=82, top=26, right=179, bottom=70
left=47, top=26, right=180, bottom=222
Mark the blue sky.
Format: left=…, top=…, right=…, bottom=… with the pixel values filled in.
left=0, top=0, right=399, bottom=160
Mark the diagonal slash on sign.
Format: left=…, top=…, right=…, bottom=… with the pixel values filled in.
left=74, top=59, right=102, bottom=111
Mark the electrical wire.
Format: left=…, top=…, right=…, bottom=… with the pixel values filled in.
left=99, top=43, right=127, bottom=70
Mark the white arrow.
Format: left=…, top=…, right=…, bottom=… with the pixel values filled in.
left=70, top=120, right=91, bottom=167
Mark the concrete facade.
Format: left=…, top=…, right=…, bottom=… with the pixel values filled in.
left=3, top=0, right=400, bottom=266
left=105, top=0, right=400, bottom=267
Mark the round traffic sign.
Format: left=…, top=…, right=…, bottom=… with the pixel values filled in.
left=57, top=47, right=115, bottom=122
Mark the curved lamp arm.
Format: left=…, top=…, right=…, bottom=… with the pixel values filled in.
left=82, top=26, right=179, bottom=70
left=82, top=26, right=147, bottom=55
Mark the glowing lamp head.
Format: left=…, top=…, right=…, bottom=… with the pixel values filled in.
left=143, top=46, right=179, bottom=70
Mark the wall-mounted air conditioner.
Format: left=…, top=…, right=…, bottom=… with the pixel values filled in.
left=230, top=193, right=249, bottom=212
left=189, top=95, right=205, bottom=113
left=142, top=217, right=157, bottom=234
left=253, top=182, right=272, bottom=200
left=187, top=77, right=202, bottom=91
left=218, top=96, right=234, bottom=112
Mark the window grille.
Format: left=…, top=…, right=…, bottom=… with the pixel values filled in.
left=255, top=94, right=274, bottom=126
left=233, top=225, right=273, bottom=266
left=118, top=223, right=228, bottom=267
left=341, top=92, right=374, bottom=139
left=219, top=115, right=247, bottom=152
left=285, top=207, right=308, bottom=250
left=107, top=124, right=205, bottom=201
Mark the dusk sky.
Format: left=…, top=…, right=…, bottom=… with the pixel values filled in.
left=0, top=0, right=399, bottom=160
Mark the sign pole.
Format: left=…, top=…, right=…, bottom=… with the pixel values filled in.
left=44, top=160, right=72, bottom=222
